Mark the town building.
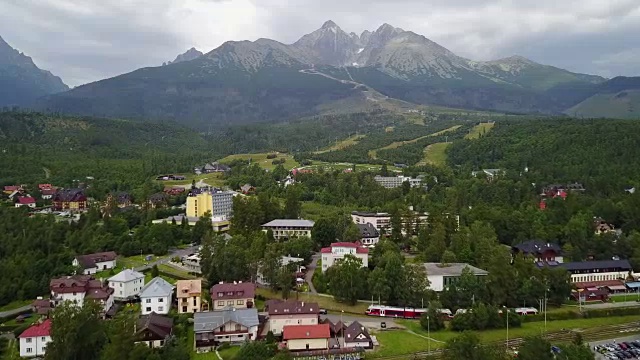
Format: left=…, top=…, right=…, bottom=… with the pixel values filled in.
left=49, top=275, right=115, bottom=314
left=52, top=188, right=88, bottom=212
left=540, top=259, right=639, bottom=284
left=186, top=190, right=234, bottom=219
left=240, top=184, right=255, bottom=194
left=320, top=242, right=369, bottom=272
left=3, top=185, right=22, bottom=195
left=108, top=269, right=145, bottom=301
left=19, top=319, right=51, bottom=358
left=200, top=161, right=231, bottom=174
left=471, top=169, right=503, bottom=180
left=267, top=301, right=319, bottom=336
left=262, top=219, right=315, bottom=240
left=373, top=175, right=423, bottom=189
left=257, top=256, right=305, bottom=286
left=594, top=217, right=617, bottom=235
left=106, top=192, right=132, bottom=208
left=151, top=215, right=231, bottom=232
left=72, top=251, right=118, bottom=275
left=344, top=321, right=373, bottom=349
left=356, top=223, right=380, bottom=247
left=283, top=324, right=331, bottom=351
left=350, top=211, right=431, bottom=234
left=15, top=196, right=36, bottom=208
left=176, top=279, right=203, bottom=313
left=194, top=308, right=259, bottom=351
left=40, top=187, right=57, bottom=200
left=422, top=263, right=489, bottom=292
left=512, top=240, right=564, bottom=264
left=135, top=312, right=174, bottom=348
left=139, top=277, right=174, bottom=315
left=210, top=282, right=256, bottom=311
left=182, top=252, right=202, bottom=274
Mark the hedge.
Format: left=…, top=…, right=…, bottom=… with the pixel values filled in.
left=521, top=306, right=640, bottom=323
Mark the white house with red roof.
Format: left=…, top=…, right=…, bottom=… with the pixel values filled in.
left=19, top=319, right=52, bottom=357
left=283, top=323, right=331, bottom=351
left=15, top=196, right=36, bottom=208
left=320, top=242, right=369, bottom=272
left=50, top=275, right=115, bottom=314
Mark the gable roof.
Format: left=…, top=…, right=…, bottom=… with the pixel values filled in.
left=512, top=240, right=562, bottom=255
left=262, top=219, right=315, bottom=228
left=422, top=263, right=488, bottom=277
left=194, top=308, right=259, bottom=333
left=210, top=282, right=256, bottom=300
left=136, top=312, right=173, bottom=339
left=54, top=188, right=86, bottom=202
left=176, top=280, right=201, bottom=297
left=17, top=196, right=36, bottom=205
left=556, top=259, right=632, bottom=271
left=267, top=301, right=319, bottom=316
left=344, top=321, right=371, bottom=343
left=108, top=269, right=145, bottom=283
left=140, top=277, right=174, bottom=298
left=19, top=319, right=52, bottom=338
left=357, top=223, right=379, bottom=238
left=283, top=324, right=330, bottom=340
left=75, top=252, right=118, bottom=269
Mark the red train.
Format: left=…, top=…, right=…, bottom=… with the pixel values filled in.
left=365, top=305, right=453, bottom=319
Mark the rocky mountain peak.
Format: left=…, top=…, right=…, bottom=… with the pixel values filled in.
left=293, top=21, right=362, bottom=66
left=165, top=47, right=203, bottom=65
left=321, top=20, right=339, bottom=30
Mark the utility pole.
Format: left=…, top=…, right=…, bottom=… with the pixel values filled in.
left=504, top=306, right=509, bottom=351
left=427, top=314, right=431, bottom=354
left=544, top=287, right=548, bottom=335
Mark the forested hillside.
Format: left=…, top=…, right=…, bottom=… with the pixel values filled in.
left=447, top=119, right=640, bottom=195
left=0, top=111, right=215, bottom=197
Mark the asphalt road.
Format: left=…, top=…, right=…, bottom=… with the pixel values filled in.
left=305, top=254, right=320, bottom=295
left=133, top=245, right=200, bottom=272
left=0, top=305, right=31, bottom=319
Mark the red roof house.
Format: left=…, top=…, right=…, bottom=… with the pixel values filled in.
left=18, top=319, right=52, bottom=339
left=210, top=281, right=256, bottom=310
left=283, top=324, right=331, bottom=351
left=15, top=196, right=36, bottom=208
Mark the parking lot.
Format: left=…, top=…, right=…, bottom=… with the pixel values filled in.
left=590, top=336, right=640, bottom=359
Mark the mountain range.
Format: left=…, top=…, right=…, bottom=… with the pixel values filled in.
left=5, top=21, right=639, bottom=126
left=0, top=35, right=68, bottom=107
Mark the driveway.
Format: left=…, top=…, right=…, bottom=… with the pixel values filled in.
left=305, top=253, right=320, bottom=295
left=322, top=313, right=402, bottom=330
left=133, top=245, right=199, bottom=272
left=0, top=305, right=32, bottom=319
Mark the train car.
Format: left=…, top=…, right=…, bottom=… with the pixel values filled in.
left=365, top=305, right=453, bottom=319
left=514, top=307, right=539, bottom=315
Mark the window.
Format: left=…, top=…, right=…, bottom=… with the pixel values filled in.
left=237, top=300, right=244, bottom=305
left=146, top=299, right=151, bottom=303
left=158, top=298, right=163, bottom=303
left=227, top=301, right=233, bottom=306
left=235, top=324, right=241, bottom=331
left=26, top=338, right=32, bottom=343
left=193, top=297, right=197, bottom=306
left=182, top=306, right=187, bottom=312
left=26, top=348, right=32, bottom=353
left=119, top=283, right=122, bottom=287
left=41, top=337, right=46, bottom=341
left=158, top=306, right=164, bottom=312
left=146, top=307, right=152, bottom=312
left=218, top=301, right=225, bottom=306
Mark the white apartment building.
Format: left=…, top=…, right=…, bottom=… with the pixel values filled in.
left=108, top=269, right=145, bottom=301
left=139, top=277, right=175, bottom=315
left=19, top=319, right=51, bottom=358
left=262, top=219, right=315, bottom=240
left=374, top=175, right=423, bottom=189
left=320, top=242, right=369, bottom=272
left=50, top=275, right=115, bottom=314
left=72, top=251, right=117, bottom=275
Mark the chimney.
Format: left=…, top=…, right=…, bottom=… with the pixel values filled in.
left=219, top=281, right=223, bottom=284
left=234, top=281, right=237, bottom=284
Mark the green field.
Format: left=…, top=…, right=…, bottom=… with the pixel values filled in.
left=219, top=153, right=299, bottom=170
left=301, top=202, right=350, bottom=220
left=370, top=125, right=462, bottom=160
left=465, top=122, right=495, bottom=139
left=217, top=346, right=241, bottom=360
left=0, top=300, right=33, bottom=312
left=422, top=142, right=451, bottom=166
left=370, top=330, right=442, bottom=358
left=314, top=135, right=366, bottom=154
left=158, top=264, right=197, bottom=280
left=568, top=90, right=640, bottom=120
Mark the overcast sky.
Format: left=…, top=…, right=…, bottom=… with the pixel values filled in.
left=1, top=0, right=639, bottom=86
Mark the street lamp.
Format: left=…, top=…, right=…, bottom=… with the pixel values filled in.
left=427, top=315, right=431, bottom=354
left=503, top=306, right=509, bottom=351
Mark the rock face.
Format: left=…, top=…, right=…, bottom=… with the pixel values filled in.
left=165, top=47, right=204, bottom=65
left=0, top=35, right=68, bottom=106
left=37, top=20, right=614, bottom=127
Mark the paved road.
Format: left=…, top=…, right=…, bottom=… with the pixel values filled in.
left=133, top=245, right=200, bottom=272
left=305, top=253, right=320, bottom=295
left=322, top=313, right=401, bottom=330
left=570, top=300, right=640, bottom=310
left=0, top=305, right=32, bottom=319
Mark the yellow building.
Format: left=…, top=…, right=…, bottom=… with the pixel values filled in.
left=176, top=280, right=203, bottom=314
left=186, top=192, right=213, bottom=218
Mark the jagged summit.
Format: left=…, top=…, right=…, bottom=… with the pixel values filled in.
left=321, top=20, right=339, bottom=29
left=165, top=47, right=203, bottom=65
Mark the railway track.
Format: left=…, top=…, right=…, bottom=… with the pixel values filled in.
left=372, top=321, right=640, bottom=360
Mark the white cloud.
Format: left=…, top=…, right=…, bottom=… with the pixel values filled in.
left=0, top=0, right=638, bottom=85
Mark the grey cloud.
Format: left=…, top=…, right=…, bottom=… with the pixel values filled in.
left=0, top=0, right=638, bottom=86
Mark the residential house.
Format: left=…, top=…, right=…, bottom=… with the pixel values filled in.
left=3, top=185, right=21, bottom=195
left=72, top=251, right=118, bottom=275
left=374, top=175, right=423, bottom=189
left=321, top=242, right=369, bottom=272
left=422, top=263, right=489, bottom=292
left=356, top=223, right=380, bottom=247
left=107, top=191, right=132, bottom=208
left=15, top=196, right=36, bottom=208
left=182, top=252, right=202, bottom=274
left=194, top=308, right=259, bottom=351
left=257, top=256, right=304, bottom=286
left=210, top=282, right=256, bottom=311
left=262, top=219, right=315, bottom=240
left=108, top=269, right=145, bottom=301
left=201, top=162, right=231, bottom=173
left=148, top=193, right=167, bottom=209
left=19, top=319, right=51, bottom=358
left=53, top=188, right=87, bottom=212
left=539, top=259, right=639, bottom=284
left=512, top=240, right=564, bottom=264
left=163, top=187, right=185, bottom=196
left=40, top=187, right=57, bottom=200
left=140, top=277, right=175, bottom=315
left=594, top=217, right=617, bottom=235
left=344, top=321, right=373, bottom=349
left=267, top=301, right=319, bottom=335
left=38, top=184, right=52, bottom=191
left=240, top=184, right=255, bottom=194
left=176, top=280, right=203, bottom=313
left=50, top=275, right=115, bottom=314
left=135, top=312, right=174, bottom=348
left=471, top=169, right=502, bottom=180
left=282, top=324, right=330, bottom=351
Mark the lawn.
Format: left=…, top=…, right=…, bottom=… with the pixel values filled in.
left=314, top=135, right=366, bottom=154
left=158, top=264, right=197, bottom=280
left=256, top=288, right=370, bottom=315
left=119, top=254, right=162, bottom=269
left=609, top=293, right=640, bottom=303
left=217, top=346, right=241, bottom=360
left=421, top=142, right=451, bottom=166
left=143, top=272, right=178, bottom=285
left=219, top=153, right=299, bottom=171
left=301, top=202, right=350, bottom=220
left=465, top=122, right=495, bottom=139
left=369, top=330, right=442, bottom=358
left=193, top=352, right=221, bottom=360
left=0, top=300, right=33, bottom=312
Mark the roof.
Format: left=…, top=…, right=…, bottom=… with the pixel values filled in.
left=553, top=259, right=632, bottom=271
left=108, top=269, right=145, bottom=283
left=262, top=219, right=315, bottom=228
left=194, top=308, right=259, bottom=333
left=176, top=280, right=202, bottom=297
left=512, top=240, right=562, bottom=255
left=210, top=282, right=255, bottom=300
left=321, top=243, right=369, bottom=254
left=19, top=319, right=52, bottom=338
left=283, top=324, right=330, bottom=340
left=422, top=263, right=489, bottom=277
left=75, top=252, right=118, bottom=269
left=351, top=211, right=390, bottom=217
left=86, top=286, right=114, bottom=300
left=4, top=185, right=20, bottom=191
left=140, top=277, right=175, bottom=298
left=137, top=312, right=173, bottom=339
left=268, top=301, right=319, bottom=316
left=344, top=321, right=371, bottom=343
left=17, top=196, right=36, bottom=204
left=41, top=188, right=57, bottom=196
left=357, top=223, right=380, bottom=238
left=50, top=275, right=106, bottom=294
left=53, top=188, right=86, bottom=202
